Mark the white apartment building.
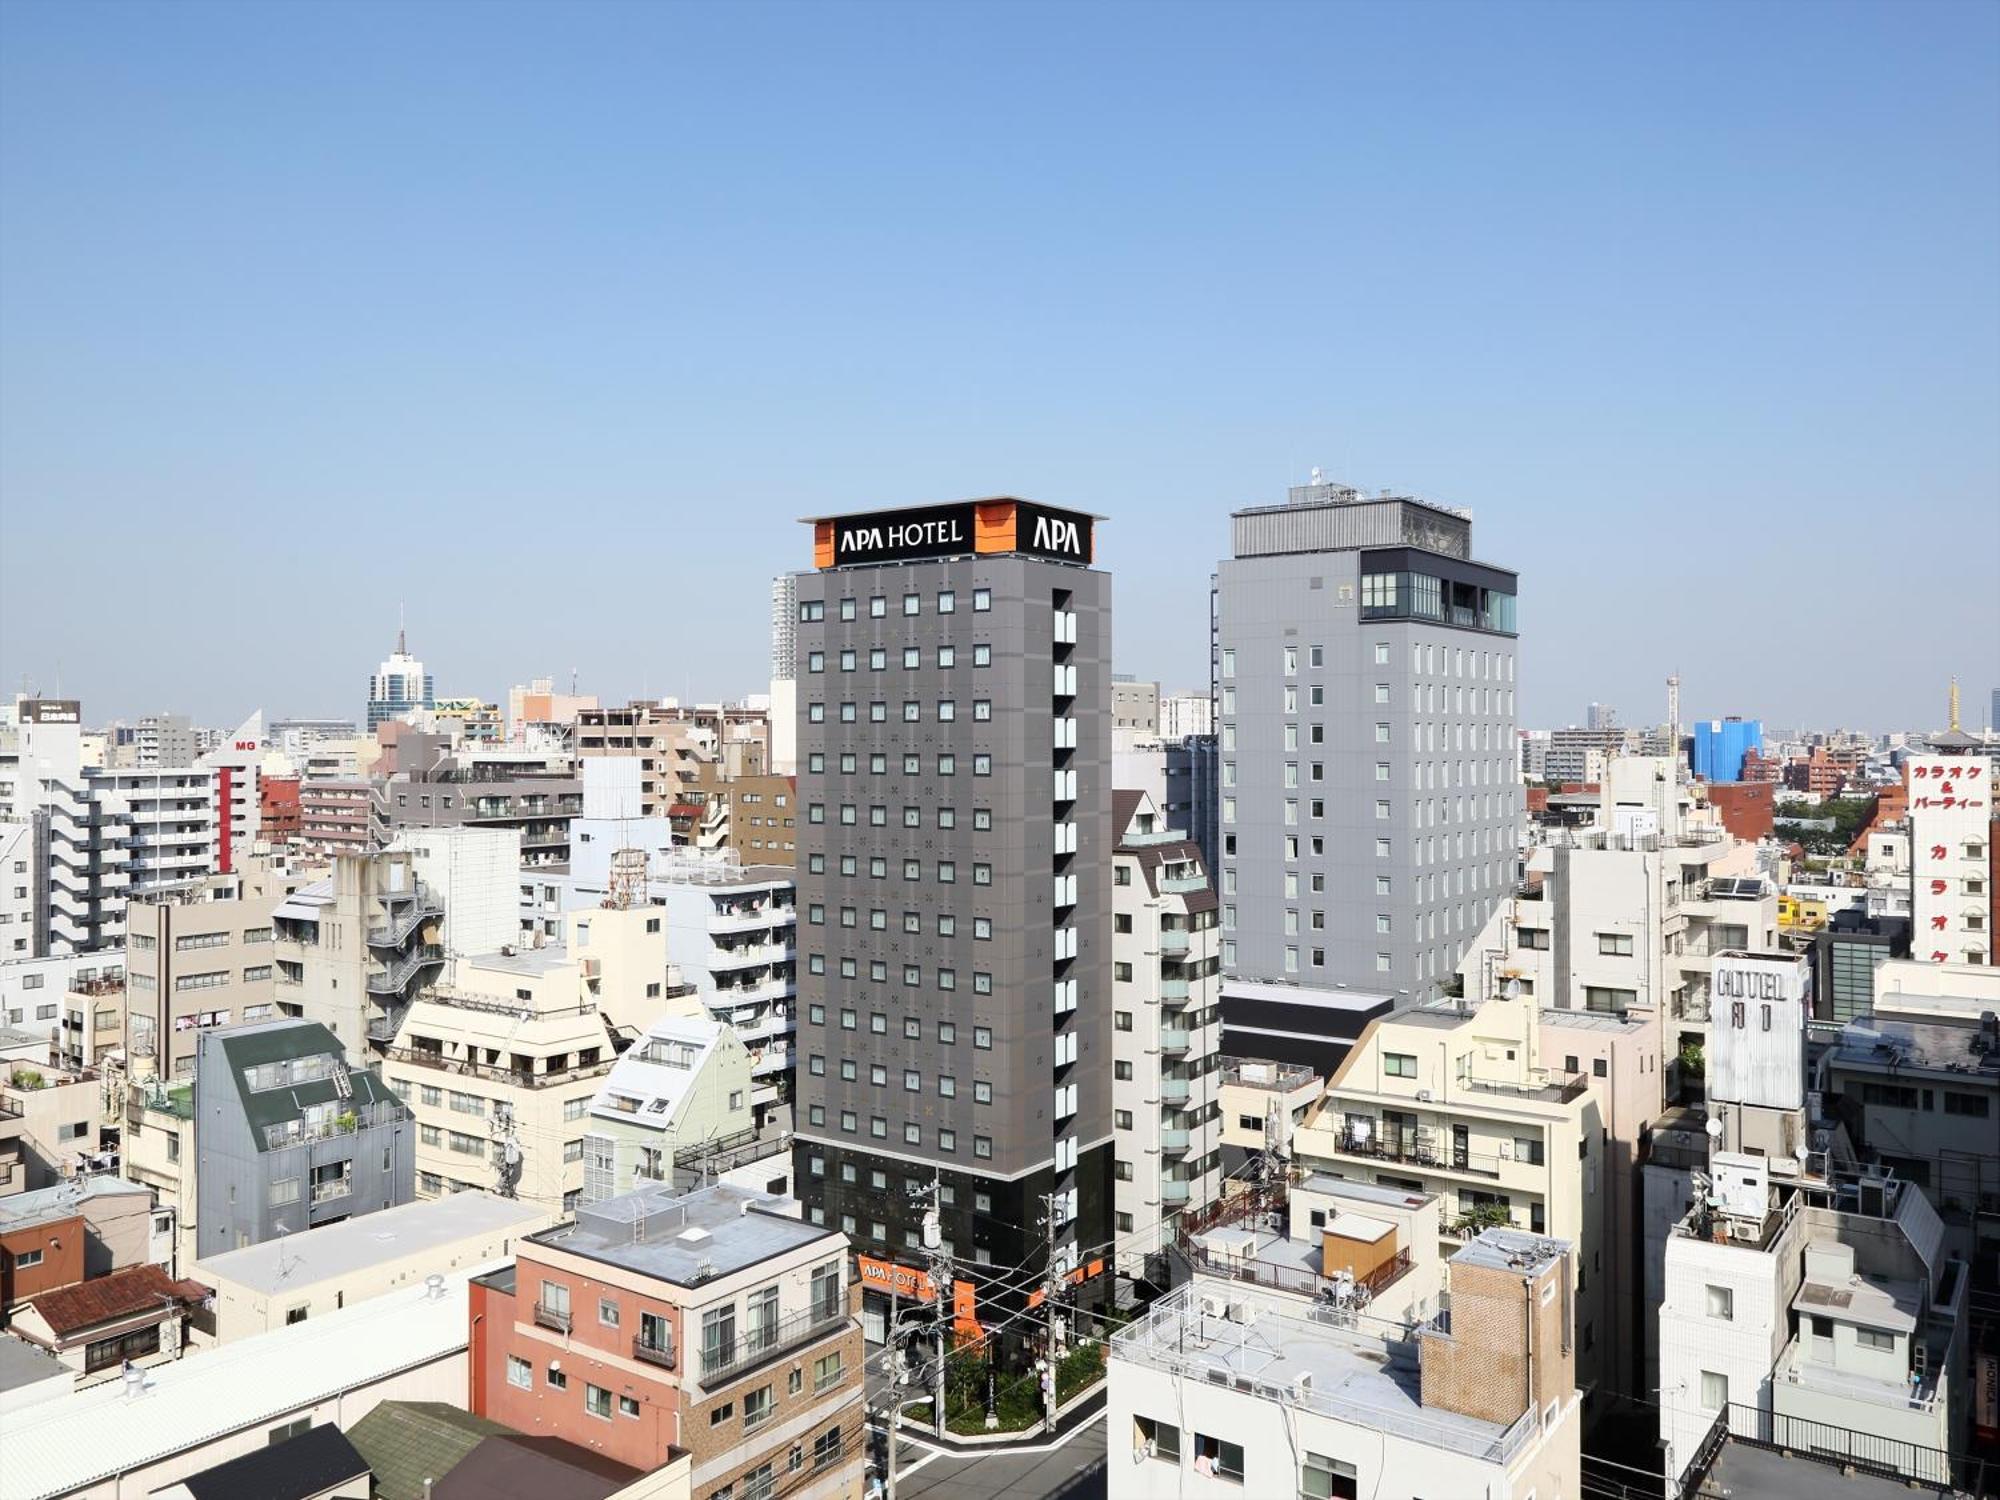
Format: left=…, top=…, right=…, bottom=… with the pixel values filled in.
left=387, top=823, right=522, bottom=967
left=1159, top=690, right=1213, bottom=741
left=1110, top=1228, right=1581, bottom=1500
left=1658, top=1171, right=1969, bottom=1491
left=580, top=1015, right=756, bottom=1204
left=1289, top=992, right=1613, bottom=1399
left=0, top=820, right=34, bottom=957
left=95, top=765, right=218, bottom=893
left=650, top=858, right=797, bottom=1134
left=1110, top=790, right=1222, bottom=1284
left=1907, top=752, right=1992, bottom=967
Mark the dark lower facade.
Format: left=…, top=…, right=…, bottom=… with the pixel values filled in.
left=795, top=1136, right=1112, bottom=1361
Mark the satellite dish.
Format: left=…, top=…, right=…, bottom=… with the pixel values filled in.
left=1704, top=1118, right=1724, bottom=1140
left=1502, top=978, right=1522, bottom=1001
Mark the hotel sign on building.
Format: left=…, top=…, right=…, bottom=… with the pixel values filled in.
left=1908, top=755, right=1992, bottom=966
left=814, top=498, right=1094, bottom=568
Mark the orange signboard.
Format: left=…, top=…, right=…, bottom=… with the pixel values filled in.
left=856, top=1254, right=934, bottom=1302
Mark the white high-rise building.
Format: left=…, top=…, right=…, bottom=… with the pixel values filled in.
left=366, top=626, right=435, bottom=731
left=1159, top=691, right=1213, bottom=741
left=1109, top=790, right=1221, bottom=1284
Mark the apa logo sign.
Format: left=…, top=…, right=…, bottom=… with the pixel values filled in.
left=1017, top=502, right=1092, bottom=562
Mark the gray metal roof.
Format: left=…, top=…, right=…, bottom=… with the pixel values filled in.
left=0, top=1332, right=65, bottom=1393
left=532, top=1182, right=836, bottom=1286
left=1449, top=1228, right=1571, bottom=1276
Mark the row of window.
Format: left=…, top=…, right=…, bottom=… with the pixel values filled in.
left=807, top=1007, right=992, bottom=1048
left=806, top=1058, right=995, bottom=1104
left=807, top=643, right=997, bottom=672
left=802, top=961, right=991, bottom=992
left=803, top=858, right=989, bottom=902
left=1219, top=639, right=1514, bottom=679
left=805, top=699, right=995, bottom=724
left=802, top=589, right=990, bottom=621
left=808, top=1116, right=994, bottom=1155
left=806, top=804, right=995, bottom=832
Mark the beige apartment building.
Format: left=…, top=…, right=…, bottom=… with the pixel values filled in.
left=123, top=859, right=301, bottom=1079
left=1289, top=992, right=1613, bottom=1400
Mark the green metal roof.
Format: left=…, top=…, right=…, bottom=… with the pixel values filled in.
left=345, top=1401, right=511, bottom=1500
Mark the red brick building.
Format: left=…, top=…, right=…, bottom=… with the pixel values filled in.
left=259, top=775, right=302, bottom=844
left=1704, top=782, right=1774, bottom=843
left=470, top=1183, right=865, bottom=1498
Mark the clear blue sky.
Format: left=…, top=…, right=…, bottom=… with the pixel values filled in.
left=3, top=0, right=1996, bottom=734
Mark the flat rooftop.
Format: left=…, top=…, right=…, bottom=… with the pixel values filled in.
left=468, top=944, right=573, bottom=978
left=193, top=1190, right=548, bottom=1295
left=1450, top=1228, right=1571, bottom=1277
left=1700, top=1438, right=1962, bottom=1500
left=1114, top=1283, right=1531, bottom=1465
left=0, top=1333, right=64, bottom=1395
left=532, top=1183, right=835, bottom=1286
left=1830, top=1014, right=2000, bottom=1079
left=1297, top=1173, right=1435, bottom=1212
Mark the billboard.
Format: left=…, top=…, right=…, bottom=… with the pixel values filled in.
left=1909, top=756, right=1993, bottom=966
left=1708, top=952, right=1811, bottom=1111
left=814, top=499, right=1094, bottom=569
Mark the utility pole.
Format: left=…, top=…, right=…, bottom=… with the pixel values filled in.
left=917, top=1167, right=953, bottom=1440
left=1038, top=1192, right=1063, bottom=1430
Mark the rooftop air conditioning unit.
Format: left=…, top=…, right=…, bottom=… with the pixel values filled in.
left=1199, top=1293, right=1227, bottom=1319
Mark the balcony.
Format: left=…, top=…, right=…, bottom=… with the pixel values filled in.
left=710, top=904, right=794, bottom=934
left=1161, top=1128, right=1191, bottom=1153
left=1461, top=1071, right=1589, bottom=1105
left=534, top=1302, right=573, bottom=1334
left=1160, top=977, right=1190, bottom=1001
left=1158, top=930, right=1190, bottom=955
left=632, top=1335, right=677, bottom=1370
left=698, top=1301, right=849, bottom=1388
left=1159, top=873, right=1207, bottom=894
left=310, top=1175, right=353, bottom=1205
left=711, top=942, right=791, bottom=971
left=1159, top=1078, right=1190, bottom=1103
left=1328, top=1129, right=1502, bottom=1181
left=1159, top=1029, right=1191, bottom=1055
left=385, top=1046, right=613, bottom=1091
left=1160, top=1180, right=1192, bottom=1205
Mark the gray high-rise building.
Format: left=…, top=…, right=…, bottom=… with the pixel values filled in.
left=789, top=499, right=1111, bottom=1350
left=1213, top=480, right=1520, bottom=1072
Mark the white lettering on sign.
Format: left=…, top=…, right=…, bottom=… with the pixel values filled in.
left=1031, top=513, right=1081, bottom=555
left=840, top=517, right=965, bottom=555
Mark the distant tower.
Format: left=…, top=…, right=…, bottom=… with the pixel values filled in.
left=1948, top=676, right=1960, bottom=734
left=1667, top=673, right=1681, bottom=752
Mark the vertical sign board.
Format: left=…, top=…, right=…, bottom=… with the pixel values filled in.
left=1012, top=502, right=1093, bottom=565
left=1908, top=756, right=1992, bottom=966
left=1708, top=952, right=1811, bottom=1111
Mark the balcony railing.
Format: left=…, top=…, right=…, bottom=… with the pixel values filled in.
left=1158, top=930, right=1191, bottom=955
left=534, top=1302, right=573, bottom=1334
left=1160, top=1029, right=1192, bottom=1055
left=1162, top=1127, right=1191, bottom=1152
left=632, top=1335, right=677, bottom=1370
left=384, top=1045, right=613, bottom=1091
left=698, top=1301, right=849, bottom=1387
left=1159, top=1078, right=1190, bottom=1103
left=366, top=944, right=443, bottom=995
left=1161, top=1180, right=1191, bottom=1205
left=366, top=894, right=443, bottom=948
left=1330, top=1130, right=1502, bottom=1181
left=310, top=1176, right=353, bottom=1205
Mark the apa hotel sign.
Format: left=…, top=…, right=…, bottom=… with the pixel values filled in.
left=812, top=498, right=1096, bottom=568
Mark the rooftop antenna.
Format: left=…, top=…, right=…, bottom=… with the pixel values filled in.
left=397, top=600, right=407, bottom=656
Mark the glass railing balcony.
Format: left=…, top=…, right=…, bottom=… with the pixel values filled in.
left=1161, top=1128, right=1191, bottom=1152
left=1160, top=977, right=1190, bottom=1001
left=1160, top=1029, right=1191, bottom=1054
left=1160, top=874, right=1208, bottom=894
left=1158, top=930, right=1191, bottom=955
left=1159, top=1078, right=1190, bottom=1103
left=1161, top=1181, right=1191, bottom=1204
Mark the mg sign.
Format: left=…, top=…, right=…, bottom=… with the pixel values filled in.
left=1708, top=951, right=1811, bottom=1111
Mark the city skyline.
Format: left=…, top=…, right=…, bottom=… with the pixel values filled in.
left=3, top=1, right=1996, bottom=730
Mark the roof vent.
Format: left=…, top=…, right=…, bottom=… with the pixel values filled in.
left=425, top=1273, right=447, bottom=1301
left=679, top=1226, right=712, bottom=1246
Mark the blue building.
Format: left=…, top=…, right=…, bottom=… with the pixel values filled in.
left=1692, top=717, right=1762, bottom=783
